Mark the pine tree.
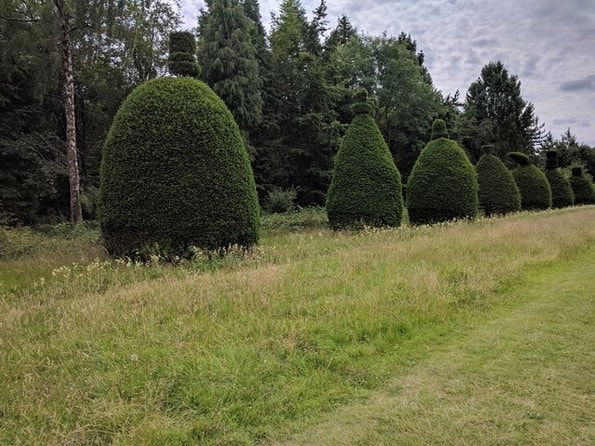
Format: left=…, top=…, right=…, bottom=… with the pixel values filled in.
left=198, top=0, right=263, bottom=132
left=461, top=61, right=543, bottom=162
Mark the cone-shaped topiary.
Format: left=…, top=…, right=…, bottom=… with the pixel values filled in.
left=544, top=151, right=573, bottom=208
left=407, top=120, right=478, bottom=225
left=476, top=154, right=521, bottom=216
left=168, top=31, right=200, bottom=78
left=570, top=167, right=595, bottom=204
left=509, top=152, right=551, bottom=210
left=99, top=77, right=260, bottom=257
left=326, top=89, right=403, bottom=229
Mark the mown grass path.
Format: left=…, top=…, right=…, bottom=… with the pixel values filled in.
left=284, top=246, right=595, bottom=445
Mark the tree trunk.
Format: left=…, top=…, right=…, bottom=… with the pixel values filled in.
left=54, top=0, right=82, bottom=223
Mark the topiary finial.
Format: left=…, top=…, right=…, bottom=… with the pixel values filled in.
left=168, top=31, right=201, bottom=78
left=431, top=119, right=449, bottom=140
left=352, top=88, right=371, bottom=115
left=508, top=151, right=531, bottom=166
left=545, top=151, right=559, bottom=170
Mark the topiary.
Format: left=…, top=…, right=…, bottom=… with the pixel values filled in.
left=99, top=77, right=260, bottom=257
left=406, top=120, right=478, bottom=225
left=476, top=154, right=521, bottom=216
left=544, top=151, right=573, bottom=208
left=569, top=167, right=595, bottom=204
left=509, top=152, right=552, bottom=210
left=168, top=31, right=200, bottom=78
left=326, top=89, right=404, bottom=229
left=431, top=118, right=449, bottom=140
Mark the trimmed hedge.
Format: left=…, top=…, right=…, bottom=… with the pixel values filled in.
left=168, top=31, right=200, bottom=78
left=99, top=77, right=260, bottom=257
left=570, top=167, right=595, bottom=204
left=544, top=151, right=573, bottom=208
left=326, top=90, right=403, bottom=229
left=509, top=152, right=552, bottom=210
left=476, top=154, right=521, bottom=216
left=407, top=120, right=478, bottom=225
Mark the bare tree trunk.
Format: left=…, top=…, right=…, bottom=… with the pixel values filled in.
left=54, top=0, right=82, bottom=223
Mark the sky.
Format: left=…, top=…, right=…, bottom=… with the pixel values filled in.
left=180, top=0, right=595, bottom=145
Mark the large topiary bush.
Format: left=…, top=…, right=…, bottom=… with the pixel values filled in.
left=544, top=151, right=573, bottom=208
left=326, top=89, right=403, bottom=229
left=99, top=77, right=260, bottom=257
left=569, top=167, right=595, bottom=204
left=406, top=119, right=478, bottom=225
left=509, top=152, right=552, bottom=210
left=476, top=154, right=521, bottom=216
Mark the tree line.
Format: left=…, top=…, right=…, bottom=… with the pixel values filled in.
left=1, top=0, right=593, bottom=225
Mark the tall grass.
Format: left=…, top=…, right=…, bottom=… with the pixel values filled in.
left=0, top=207, right=593, bottom=444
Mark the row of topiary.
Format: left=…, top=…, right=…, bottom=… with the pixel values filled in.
left=326, top=95, right=594, bottom=229
left=98, top=33, right=593, bottom=258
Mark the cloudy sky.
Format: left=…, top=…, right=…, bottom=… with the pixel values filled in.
left=180, top=0, right=595, bottom=145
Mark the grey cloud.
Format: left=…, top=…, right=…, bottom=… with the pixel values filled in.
left=553, top=118, right=577, bottom=125
left=472, top=38, right=498, bottom=47
left=560, top=75, right=595, bottom=91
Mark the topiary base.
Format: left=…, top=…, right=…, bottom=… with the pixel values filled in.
left=408, top=208, right=475, bottom=226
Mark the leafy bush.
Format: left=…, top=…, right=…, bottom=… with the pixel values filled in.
left=544, top=151, right=573, bottom=208
left=326, top=89, right=403, bottom=229
left=476, top=154, right=521, bottom=216
left=407, top=120, right=478, bottom=225
left=99, top=77, right=260, bottom=258
left=265, top=187, right=298, bottom=213
left=509, top=152, right=552, bottom=210
left=569, top=167, right=595, bottom=204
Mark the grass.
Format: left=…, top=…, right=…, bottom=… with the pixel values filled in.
left=0, top=206, right=593, bottom=444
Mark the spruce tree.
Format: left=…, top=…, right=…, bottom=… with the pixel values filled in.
left=325, top=15, right=357, bottom=50
left=198, top=0, right=263, bottom=132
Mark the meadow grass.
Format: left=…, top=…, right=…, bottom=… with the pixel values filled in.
left=0, top=206, right=593, bottom=444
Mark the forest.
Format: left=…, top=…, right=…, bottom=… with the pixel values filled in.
left=2, top=0, right=594, bottom=226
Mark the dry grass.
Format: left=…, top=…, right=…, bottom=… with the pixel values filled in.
left=0, top=207, right=594, bottom=444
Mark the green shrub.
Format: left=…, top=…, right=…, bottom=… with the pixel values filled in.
left=431, top=118, right=449, bottom=140
left=570, top=167, right=595, bottom=204
left=509, top=152, right=552, bottom=210
left=544, top=151, right=573, bottom=208
left=476, top=154, right=521, bottom=216
left=265, top=187, right=298, bottom=213
left=407, top=120, right=478, bottom=225
left=326, top=90, right=403, bottom=229
left=168, top=31, right=200, bottom=78
left=99, top=77, right=260, bottom=258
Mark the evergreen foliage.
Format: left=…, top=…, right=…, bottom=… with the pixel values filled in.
left=326, top=90, right=403, bottom=229
left=168, top=31, right=200, bottom=78
left=431, top=119, right=449, bottom=140
left=476, top=154, right=521, bottom=215
left=544, top=151, right=574, bottom=208
left=99, top=77, right=260, bottom=257
left=569, top=167, right=595, bottom=204
left=407, top=121, right=478, bottom=225
left=198, top=0, right=263, bottom=132
left=509, top=152, right=552, bottom=210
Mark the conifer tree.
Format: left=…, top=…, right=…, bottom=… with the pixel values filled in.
left=198, top=0, right=263, bottom=132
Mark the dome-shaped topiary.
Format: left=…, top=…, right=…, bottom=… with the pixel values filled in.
left=326, top=89, right=403, bottom=229
left=476, top=154, right=521, bottom=216
left=99, top=77, right=260, bottom=257
left=407, top=121, right=478, bottom=225
left=544, top=151, right=573, bottom=208
left=569, top=167, right=595, bottom=204
left=509, top=152, right=551, bottom=210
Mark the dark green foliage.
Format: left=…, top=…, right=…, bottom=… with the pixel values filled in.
left=476, top=154, right=521, bottom=215
left=569, top=167, right=595, bottom=204
left=509, top=153, right=552, bottom=210
left=326, top=94, right=403, bottom=229
left=99, top=77, right=260, bottom=257
left=544, top=151, right=573, bottom=208
left=168, top=32, right=200, bottom=78
left=407, top=124, right=478, bottom=225
left=431, top=119, right=449, bottom=140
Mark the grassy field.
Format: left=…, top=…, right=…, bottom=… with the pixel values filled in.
left=0, top=207, right=594, bottom=444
